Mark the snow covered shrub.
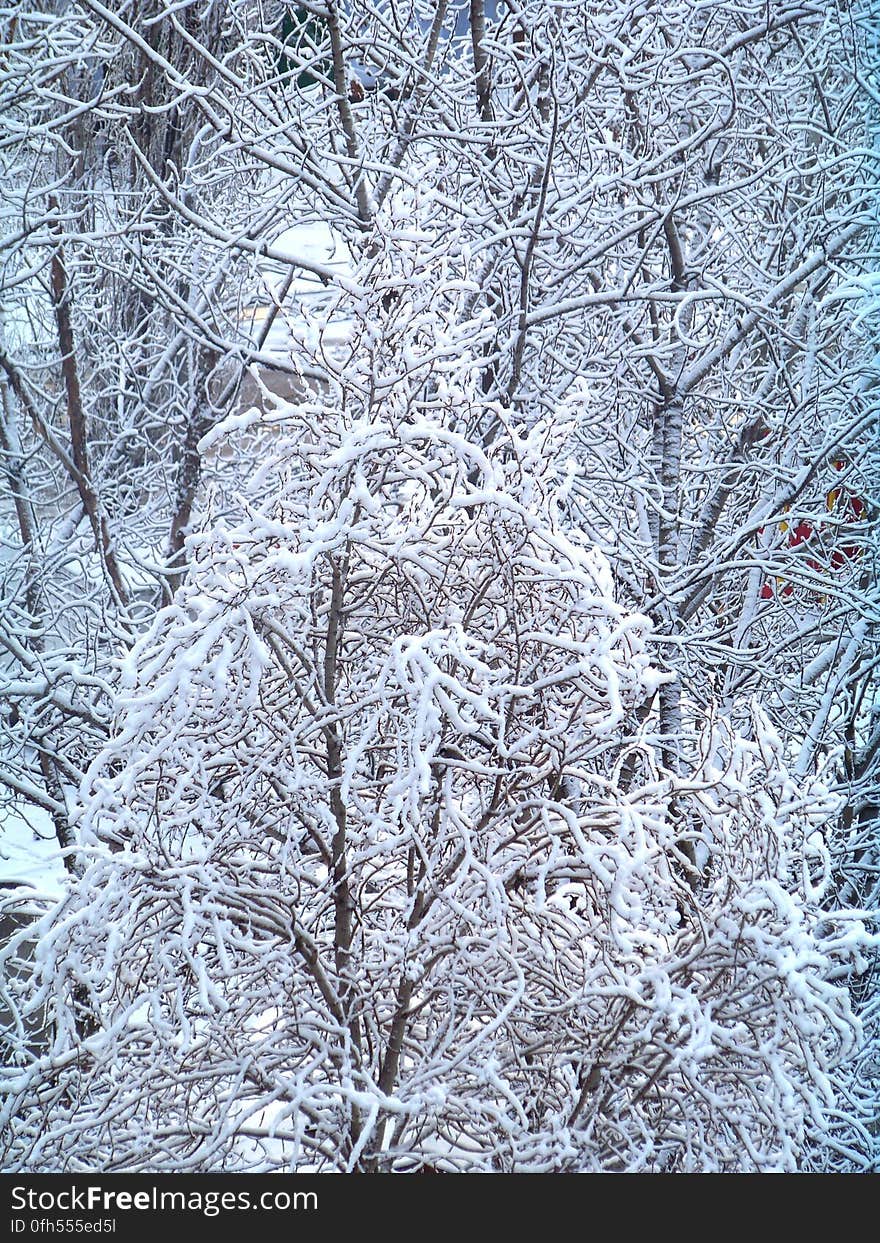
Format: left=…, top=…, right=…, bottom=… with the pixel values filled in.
left=0, top=345, right=871, bottom=1171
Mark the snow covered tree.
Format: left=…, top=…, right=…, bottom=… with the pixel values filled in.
left=2, top=258, right=874, bottom=1171
left=1, top=0, right=877, bottom=1171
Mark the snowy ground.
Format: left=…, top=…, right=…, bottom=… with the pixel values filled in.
left=0, top=804, right=66, bottom=898
left=244, top=220, right=354, bottom=354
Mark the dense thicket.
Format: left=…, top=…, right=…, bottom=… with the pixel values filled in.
left=1, top=0, right=877, bottom=1171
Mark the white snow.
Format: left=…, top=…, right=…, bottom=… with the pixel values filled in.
left=0, top=803, right=67, bottom=898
